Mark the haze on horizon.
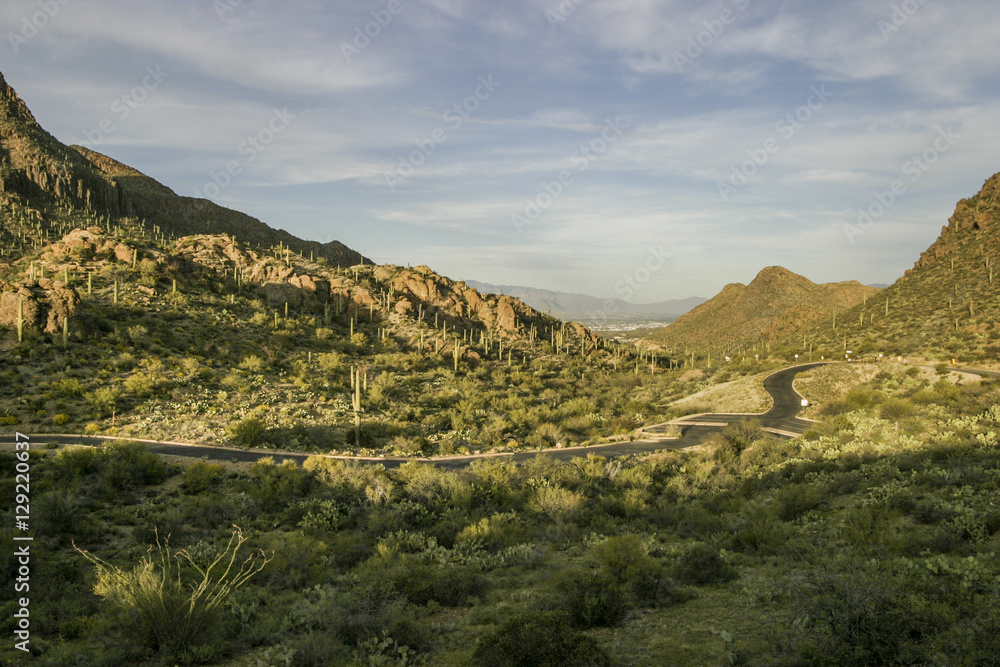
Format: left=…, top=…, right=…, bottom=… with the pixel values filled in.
left=2, top=0, right=998, bottom=302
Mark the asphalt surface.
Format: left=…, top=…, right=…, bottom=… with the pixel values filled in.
left=644, top=362, right=828, bottom=438
left=0, top=363, right=828, bottom=468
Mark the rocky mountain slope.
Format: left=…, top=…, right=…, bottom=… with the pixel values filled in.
left=647, top=266, right=880, bottom=354
left=0, top=70, right=366, bottom=266
left=803, top=171, right=1000, bottom=361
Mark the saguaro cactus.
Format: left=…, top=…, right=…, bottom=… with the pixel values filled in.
left=17, top=297, right=24, bottom=343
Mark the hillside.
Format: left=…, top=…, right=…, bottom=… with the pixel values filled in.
left=647, top=266, right=880, bottom=354
left=0, top=69, right=632, bottom=453
left=800, top=172, right=1000, bottom=362
left=0, top=71, right=367, bottom=267
left=5, top=71, right=1000, bottom=667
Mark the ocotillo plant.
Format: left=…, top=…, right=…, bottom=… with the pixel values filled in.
left=17, top=298, right=24, bottom=343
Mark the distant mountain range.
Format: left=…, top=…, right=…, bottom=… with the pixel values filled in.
left=466, top=281, right=706, bottom=326
left=646, top=266, right=881, bottom=352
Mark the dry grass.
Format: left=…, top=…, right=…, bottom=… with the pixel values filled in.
left=669, top=371, right=772, bottom=415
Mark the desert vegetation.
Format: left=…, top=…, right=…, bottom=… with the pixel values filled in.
left=2, top=366, right=1000, bottom=664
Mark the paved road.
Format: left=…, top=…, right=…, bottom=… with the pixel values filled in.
left=0, top=363, right=827, bottom=468
left=643, top=362, right=828, bottom=439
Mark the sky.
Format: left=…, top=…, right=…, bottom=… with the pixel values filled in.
left=1, top=0, right=998, bottom=303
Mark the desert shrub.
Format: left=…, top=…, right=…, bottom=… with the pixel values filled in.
left=239, top=354, right=266, bottom=372
left=287, top=631, right=349, bottom=666
left=456, top=512, right=524, bottom=552
left=225, top=416, right=266, bottom=447
left=255, top=532, right=332, bottom=589
left=98, top=442, right=170, bottom=492
left=50, top=377, right=86, bottom=397
left=379, top=558, right=488, bottom=607
left=728, top=505, right=792, bottom=554
left=845, top=388, right=879, bottom=410
left=123, top=372, right=155, bottom=398
left=721, top=418, right=767, bottom=452
left=52, top=442, right=169, bottom=497
left=775, top=482, right=828, bottom=521
left=245, top=458, right=314, bottom=513
left=35, top=491, right=98, bottom=545
left=307, top=581, right=432, bottom=652
left=471, top=610, right=612, bottom=666
left=86, top=386, right=121, bottom=418
left=774, top=568, right=936, bottom=666
left=741, top=437, right=800, bottom=468
left=528, top=485, right=585, bottom=517
left=590, top=534, right=687, bottom=606
left=181, top=461, right=224, bottom=494
left=672, top=542, right=737, bottom=586
left=880, top=397, right=914, bottom=421
left=550, top=566, right=631, bottom=628
left=820, top=399, right=852, bottom=416
left=75, top=527, right=271, bottom=655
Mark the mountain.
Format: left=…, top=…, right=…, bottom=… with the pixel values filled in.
left=0, top=69, right=599, bottom=357
left=647, top=266, right=881, bottom=353
left=801, top=172, right=1000, bottom=361
left=466, top=280, right=706, bottom=328
left=0, top=71, right=366, bottom=266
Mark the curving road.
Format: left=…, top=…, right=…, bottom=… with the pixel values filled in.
left=640, top=362, right=828, bottom=440
left=0, top=363, right=828, bottom=468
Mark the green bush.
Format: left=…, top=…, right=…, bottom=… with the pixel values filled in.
left=225, top=416, right=267, bottom=447
left=672, top=542, right=737, bottom=586
left=245, top=458, right=314, bottom=513
left=880, top=397, right=914, bottom=421
left=551, top=567, right=631, bottom=628
left=471, top=611, right=612, bottom=666
left=181, top=461, right=224, bottom=494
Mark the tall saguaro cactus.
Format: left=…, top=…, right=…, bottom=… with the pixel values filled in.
left=351, top=366, right=363, bottom=448
left=17, top=297, right=24, bottom=343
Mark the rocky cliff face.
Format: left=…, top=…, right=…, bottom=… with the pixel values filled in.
left=0, top=280, right=79, bottom=334
left=906, top=172, right=1000, bottom=276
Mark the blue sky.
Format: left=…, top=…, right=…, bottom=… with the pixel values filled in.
left=2, top=0, right=998, bottom=302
